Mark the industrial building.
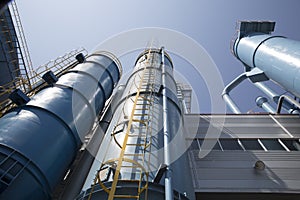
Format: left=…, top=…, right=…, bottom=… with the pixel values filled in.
left=0, top=1, right=300, bottom=200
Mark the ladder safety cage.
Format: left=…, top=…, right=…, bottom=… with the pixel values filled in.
left=88, top=47, right=160, bottom=200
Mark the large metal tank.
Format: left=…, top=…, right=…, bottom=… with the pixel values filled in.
left=0, top=51, right=121, bottom=199
left=80, top=49, right=194, bottom=200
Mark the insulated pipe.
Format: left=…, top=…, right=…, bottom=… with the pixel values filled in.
left=256, top=96, right=276, bottom=113
left=233, top=29, right=300, bottom=98
left=161, top=47, right=173, bottom=200
left=0, top=51, right=121, bottom=199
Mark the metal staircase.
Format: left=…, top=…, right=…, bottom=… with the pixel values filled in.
left=0, top=1, right=88, bottom=117
left=0, top=5, right=31, bottom=92
left=0, top=47, right=87, bottom=117
left=9, top=0, right=34, bottom=79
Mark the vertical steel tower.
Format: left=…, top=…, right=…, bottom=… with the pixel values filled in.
left=79, top=48, right=194, bottom=200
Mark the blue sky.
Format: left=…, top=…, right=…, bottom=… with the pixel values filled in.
left=16, top=0, right=300, bottom=113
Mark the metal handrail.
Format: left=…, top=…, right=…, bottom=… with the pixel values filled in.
left=0, top=47, right=88, bottom=117
left=29, top=47, right=88, bottom=86
left=276, top=95, right=300, bottom=114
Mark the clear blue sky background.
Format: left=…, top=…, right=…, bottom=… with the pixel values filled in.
left=16, top=0, right=300, bottom=113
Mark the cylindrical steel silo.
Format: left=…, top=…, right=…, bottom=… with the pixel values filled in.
left=79, top=48, right=194, bottom=200
left=0, top=51, right=121, bottom=199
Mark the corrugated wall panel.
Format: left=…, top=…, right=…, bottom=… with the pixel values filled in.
left=189, top=150, right=300, bottom=193
left=185, top=114, right=300, bottom=139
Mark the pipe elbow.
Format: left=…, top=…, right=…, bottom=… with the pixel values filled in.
left=222, top=72, right=248, bottom=97
left=221, top=89, right=228, bottom=98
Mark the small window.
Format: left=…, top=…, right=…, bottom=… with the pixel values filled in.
left=219, top=139, right=243, bottom=150
left=260, top=139, right=285, bottom=150
left=281, top=139, right=300, bottom=151
left=240, top=139, right=264, bottom=150
left=198, top=139, right=222, bottom=151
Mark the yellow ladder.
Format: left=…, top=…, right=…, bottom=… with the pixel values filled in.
left=88, top=49, right=157, bottom=200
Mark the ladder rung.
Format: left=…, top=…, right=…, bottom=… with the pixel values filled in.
left=130, top=126, right=147, bottom=129
left=138, top=95, right=152, bottom=99
left=133, top=113, right=149, bottom=116
left=137, top=98, right=152, bottom=101
left=142, top=80, right=154, bottom=83
left=136, top=103, right=151, bottom=107
left=121, top=165, right=143, bottom=169
left=141, top=84, right=153, bottom=86
left=124, top=153, right=144, bottom=156
left=126, top=143, right=146, bottom=146
left=141, top=87, right=154, bottom=89
left=113, top=195, right=139, bottom=198
left=136, top=101, right=153, bottom=104
left=136, top=98, right=152, bottom=100
left=128, top=134, right=147, bottom=137
left=132, top=119, right=148, bottom=122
